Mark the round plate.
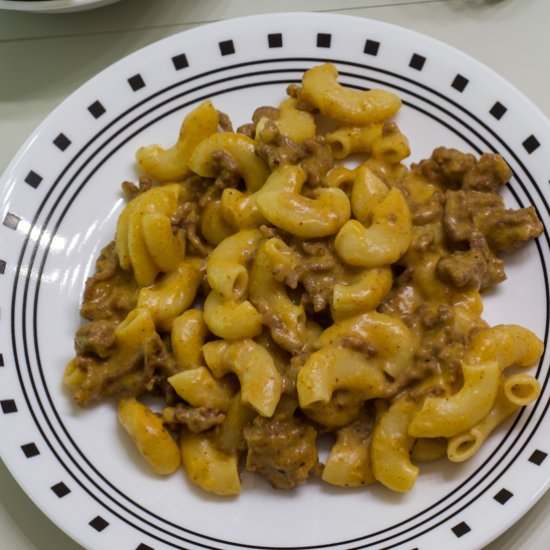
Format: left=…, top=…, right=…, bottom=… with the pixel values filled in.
left=0, top=0, right=120, bottom=13
left=1, top=12, right=549, bottom=550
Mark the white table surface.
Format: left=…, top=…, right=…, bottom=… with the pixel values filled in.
left=1, top=0, right=550, bottom=548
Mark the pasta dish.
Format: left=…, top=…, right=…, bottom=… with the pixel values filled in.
left=64, top=63, right=544, bottom=495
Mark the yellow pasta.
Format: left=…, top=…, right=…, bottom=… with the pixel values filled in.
left=65, top=63, right=545, bottom=498
left=118, top=398, right=181, bottom=475
left=371, top=397, right=420, bottom=492
left=202, top=339, right=282, bottom=417
left=298, top=62, right=401, bottom=125
left=136, top=100, right=219, bottom=182
left=180, top=429, right=241, bottom=496
left=408, top=361, right=501, bottom=438
left=188, top=132, right=269, bottom=192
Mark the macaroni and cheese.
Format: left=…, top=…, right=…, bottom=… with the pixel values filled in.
left=65, top=63, right=544, bottom=496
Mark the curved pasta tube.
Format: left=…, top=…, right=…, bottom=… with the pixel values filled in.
left=502, top=373, right=541, bottom=406
left=408, top=361, right=501, bottom=438
left=331, top=267, right=393, bottom=320
left=371, top=397, right=420, bottom=492
left=168, top=367, right=235, bottom=412
left=135, top=100, right=219, bottom=182
left=326, top=124, right=384, bottom=159
left=220, top=165, right=306, bottom=230
left=216, top=391, right=257, bottom=455
left=350, top=165, right=389, bottom=225
left=299, top=63, right=401, bottom=125
left=206, top=228, right=263, bottom=301
left=141, top=213, right=186, bottom=272
left=261, top=236, right=301, bottom=282
left=116, top=184, right=182, bottom=285
left=327, top=124, right=409, bottom=164
left=180, top=429, right=241, bottom=496
left=371, top=122, right=410, bottom=163
left=203, top=290, right=263, bottom=340
left=317, top=311, right=416, bottom=379
left=137, top=258, right=203, bottom=331
left=322, top=411, right=376, bottom=487
left=171, top=309, right=209, bottom=371
left=118, top=398, right=181, bottom=475
left=188, top=132, right=270, bottom=192
left=466, top=324, right=544, bottom=372
left=297, top=346, right=391, bottom=408
left=410, top=438, right=447, bottom=462
left=302, top=390, right=364, bottom=429
left=335, top=187, right=412, bottom=267
left=249, top=239, right=308, bottom=352
left=262, top=97, right=316, bottom=143
left=202, top=339, right=282, bottom=417
left=256, top=187, right=351, bottom=239
left=447, top=383, right=520, bottom=463
left=200, top=199, right=235, bottom=245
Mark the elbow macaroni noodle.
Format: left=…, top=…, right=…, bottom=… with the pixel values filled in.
left=65, top=63, right=545, bottom=497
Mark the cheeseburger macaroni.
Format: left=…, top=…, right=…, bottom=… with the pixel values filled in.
left=65, top=63, right=544, bottom=495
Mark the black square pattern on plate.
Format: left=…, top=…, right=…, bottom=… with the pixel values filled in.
left=88, top=100, right=106, bottom=119
left=0, top=353, right=4, bottom=366
left=3, top=213, right=20, bottom=230
left=364, top=39, right=380, bottom=56
left=128, top=74, right=146, bottom=91
left=317, top=33, right=331, bottom=48
left=452, top=521, right=471, bottom=538
left=1, top=399, right=17, bottom=414
left=268, top=33, right=283, bottom=48
left=529, top=449, right=547, bottom=465
left=451, top=74, right=469, bottom=92
left=494, top=488, right=513, bottom=505
left=219, top=40, right=235, bottom=56
left=523, top=135, right=540, bottom=154
left=53, top=133, right=71, bottom=151
left=172, top=53, right=189, bottom=70
left=89, top=516, right=109, bottom=532
left=490, top=101, right=507, bottom=120
left=136, top=544, right=154, bottom=550
left=0, top=260, right=5, bottom=275
left=409, top=53, right=426, bottom=70
left=24, top=170, right=43, bottom=188
left=21, top=443, right=40, bottom=458
left=51, top=482, right=71, bottom=498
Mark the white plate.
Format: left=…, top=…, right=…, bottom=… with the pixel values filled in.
left=0, top=0, right=120, bottom=13
left=1, top=12, right=550, bottom=550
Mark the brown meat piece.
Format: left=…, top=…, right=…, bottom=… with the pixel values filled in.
left=68, top=332, right=178, bottom=405
left=476, top=206, right=543, bottom=252
left=443, top=189, right=503, bottom=243
left=413, top=147, right=476, bottom=189
left=255, top=121, right=333, bottom=186
left=443, top=189, right=543, bottom=252
left=252, top=106, right=280, bottom=125
left=462, top=153, right=512, bottom=192
left=298, top=137, right=334, bottom=187
left=437, top=232, right=506, bottom=290
left=163, top=404, right=225, bottom=433
left=67, top=345, right=152, bottom=405
left=411, top=190, right=444, bottom=225
left=216, top=110, right=233, bottom=133
left=255, top=120, right=306, bottom=168
left=413, top=148, right=511, bottom=193
left=80, top=242, right=138, bottom=322
left=74, top=320, right=117, bottom=358
left=121, top=177, right=154, bottom=200
left=244, top=412, right=318, bottom=489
